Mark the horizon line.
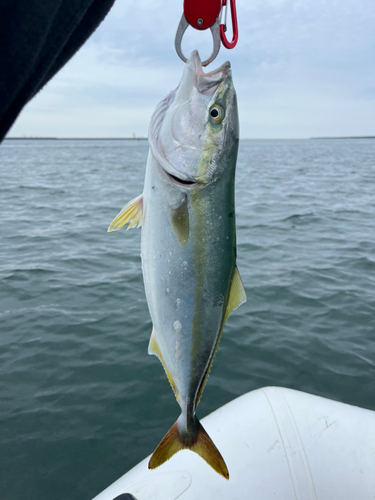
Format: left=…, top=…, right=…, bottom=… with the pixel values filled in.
left=4, top=137, right=148, bottom=141
left=3, top=136, right=375, bottom=141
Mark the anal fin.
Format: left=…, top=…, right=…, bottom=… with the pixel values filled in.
left=148, top=330, right=180, bottom=404
left=108, top=194, right=143, bottom=232
left=148, top=330, right=162, bottom=359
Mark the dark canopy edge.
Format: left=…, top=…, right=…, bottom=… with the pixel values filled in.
left=0, top=0, right=116, bottom=141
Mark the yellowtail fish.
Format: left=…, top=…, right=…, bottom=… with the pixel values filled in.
left=108, top=50, right=246, bottom=479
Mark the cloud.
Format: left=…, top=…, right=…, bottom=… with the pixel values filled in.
left=7, top=0, right=375, bottom=138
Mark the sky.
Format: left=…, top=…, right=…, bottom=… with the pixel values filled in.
left=7, top=0, right=375, bottom=139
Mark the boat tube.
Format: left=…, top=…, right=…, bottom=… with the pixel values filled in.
left=93, top=386, right=375, bottom=500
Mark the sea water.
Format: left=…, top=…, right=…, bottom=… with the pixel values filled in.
left=0, top=138, right=374, bottom=499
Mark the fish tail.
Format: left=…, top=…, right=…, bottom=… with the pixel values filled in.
left=148, top=416, right=229, bottom=479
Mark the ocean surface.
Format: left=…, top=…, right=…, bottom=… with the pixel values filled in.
left=0, top=138, right=374, bottom=499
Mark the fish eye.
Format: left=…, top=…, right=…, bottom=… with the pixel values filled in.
left=209, top=105, right=224, bottom=124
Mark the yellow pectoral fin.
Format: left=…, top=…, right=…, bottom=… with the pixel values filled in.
left=107, top=194, right=143, bottom=232
left=223, top=266, right=247, bottom=324
left=170, top=202, right=189, bottom=247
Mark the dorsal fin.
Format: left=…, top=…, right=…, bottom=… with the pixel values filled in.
left=195, top=266, right=246, bottom=406
left=107, top=194, right=143, bottom=232
left=223, top=266, right=246, bottom=324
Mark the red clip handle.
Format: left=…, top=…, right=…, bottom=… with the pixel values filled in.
left=183, top=0, right=222, bottom=31
left=219, top=0, right=238, bottom=49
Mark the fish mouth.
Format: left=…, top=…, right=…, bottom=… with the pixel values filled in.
left=189, top=50, right=231, bottom=96
left=150, top=51, right=231, bottom=187
left=165, top=170, right=198, bottom=188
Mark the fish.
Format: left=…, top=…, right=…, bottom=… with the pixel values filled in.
left=108, top=50, right=246, bottom=479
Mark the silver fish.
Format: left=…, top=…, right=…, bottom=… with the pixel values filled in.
left=108, top=50, right=246, bottom=479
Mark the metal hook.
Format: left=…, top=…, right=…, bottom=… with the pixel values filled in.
left=174, top=13, right=221, bottom=67
left=219, top=0, right=238, bottom=49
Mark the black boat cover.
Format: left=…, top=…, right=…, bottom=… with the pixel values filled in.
left=0, top=0, right=116, bottom=141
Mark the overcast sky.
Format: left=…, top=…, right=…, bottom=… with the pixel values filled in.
left=7, top=0, right=375, bottom=139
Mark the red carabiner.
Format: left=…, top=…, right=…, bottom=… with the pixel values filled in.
left=183, top=0, right=222, bottom=31
left=175, top=0, right=239, bottom=65
left=219, top=0, right=238, bottom=49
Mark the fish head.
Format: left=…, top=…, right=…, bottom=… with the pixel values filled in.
left=149, top=50, right=239, bottom=186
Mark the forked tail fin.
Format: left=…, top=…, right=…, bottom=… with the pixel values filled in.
left=148, top=417, right=229, bottom=479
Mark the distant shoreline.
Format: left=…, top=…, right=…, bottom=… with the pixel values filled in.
left=4, top=137, right=148, bottom=140
left=311, top=136, right=375, bottom=140
left=4, top=136, right=375, bottom=141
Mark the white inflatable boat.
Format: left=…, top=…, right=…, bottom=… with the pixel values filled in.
left=93, top=386, right=375, bottom=500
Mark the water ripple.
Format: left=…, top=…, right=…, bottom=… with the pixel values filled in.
left=0, top=138, right=374, bottom=499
